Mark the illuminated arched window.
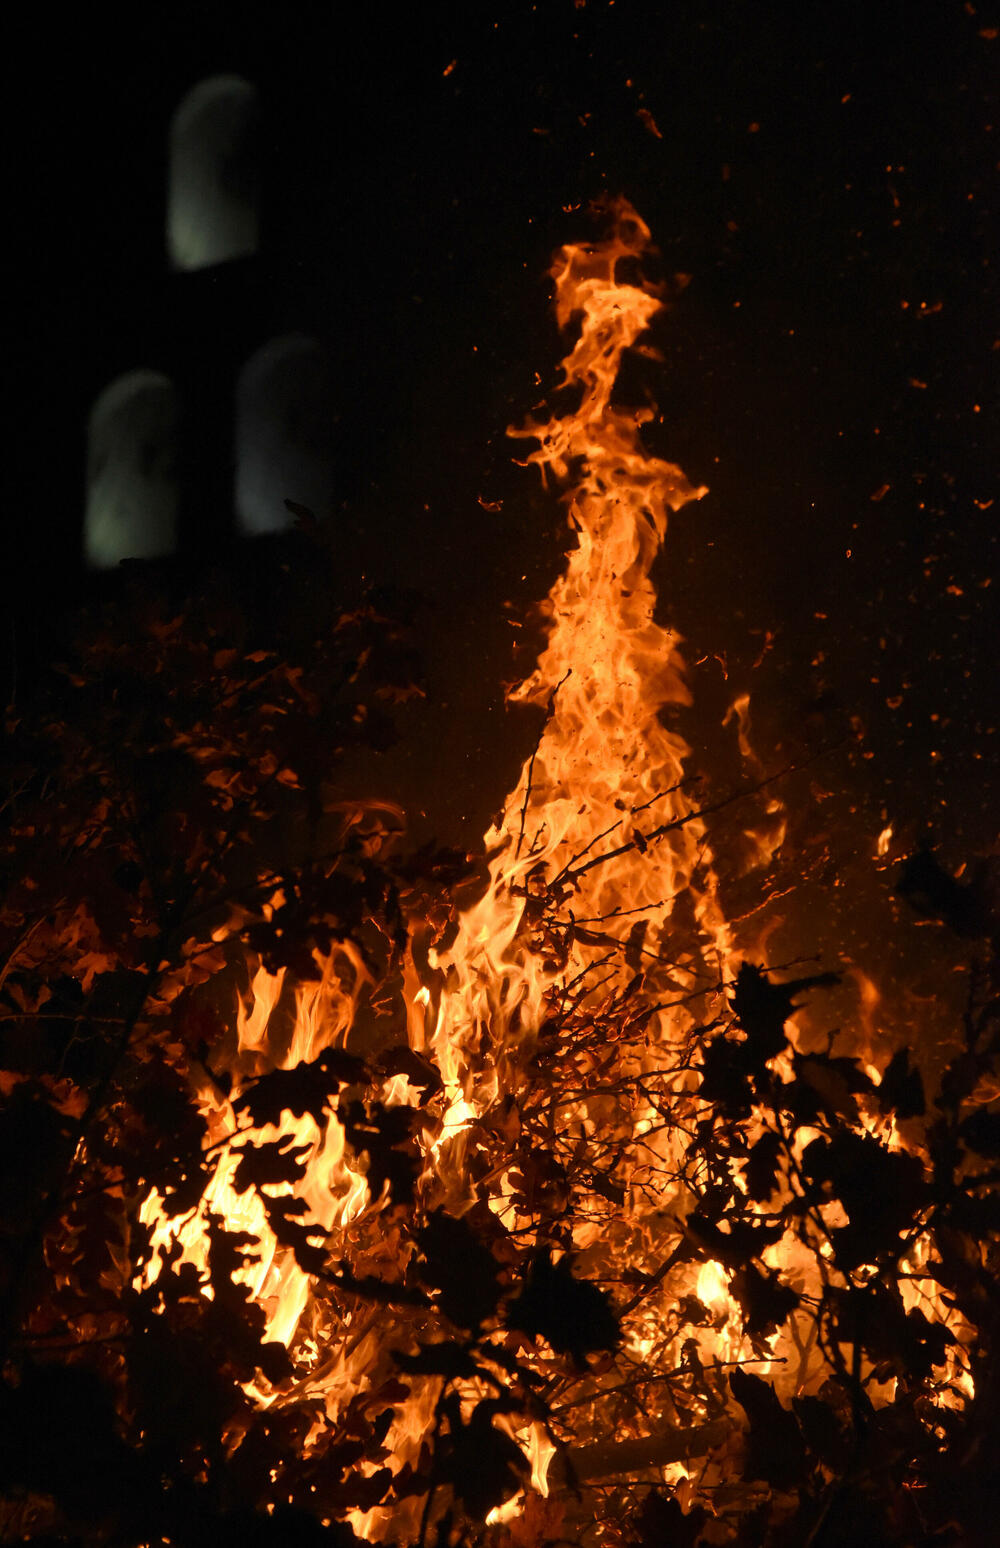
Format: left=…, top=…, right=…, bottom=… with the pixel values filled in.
left=84, top=371, right=178, bottom=568
left=235, top=335, right=336, bottom=536
left=167, top=75, right=259, bottom=271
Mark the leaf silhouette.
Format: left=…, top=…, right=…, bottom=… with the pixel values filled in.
left=685, top=1208, right=784, bottom=1271
left=729, top=1367, right=807, bottom=1489
left=0, top=1360, right=148, bottom=1523
left=205, top=1503, right=363, bottom=1546
left=791, top=1393, right=850, bottom=1471
left=507, top=1250, right=619, bottom=1366
left=731, top=1261, right=800, bottom=1335
left=261, top=1194, right=328, bottom=1275
left=827, top=1281, right=955, bottom=1382
left=415, top=1209, right=502, bottom=1329
left=234, top=1047, right=366, bottom=1128
left=699, top=1032, right=755, bottom=1116
left=436, top=1398, right=529, bottom=1518
left=960, top=1108, right=1000, bottom=1158
left=730, top=963, right=839, bottom=1070
left=376, top=1044, right=443, bottom=1103
left=340, top=1099, right=420, bottom=1204
left=801, top=1131, right=927, bottom=1269
left=742, top=1129, right=783, bottom=1202
left=632, top=1490, right=707, bottom=1548
left=896, top=847, right=989, bottom=937
left=794, top=1052, right=872, bottom=1125
left=232, top=1135, right=312, bottom=1195
left=877, top=1045, right=926, bottom=1119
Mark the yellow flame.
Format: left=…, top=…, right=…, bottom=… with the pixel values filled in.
left=696, top=1258, right=730, bottom=1312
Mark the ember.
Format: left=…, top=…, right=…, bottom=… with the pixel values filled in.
left=2, top=202, right=997, bottom=1548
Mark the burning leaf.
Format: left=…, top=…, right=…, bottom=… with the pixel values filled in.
left=636, top=106, right=664, bottom=139
left=507, top=1492, right=568, bottom=1548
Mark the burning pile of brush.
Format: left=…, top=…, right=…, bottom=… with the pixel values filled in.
left=1, top=203, right=997, bottom=1548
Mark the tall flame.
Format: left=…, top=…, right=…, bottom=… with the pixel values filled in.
left=429, top=201, right=728, bottom=1110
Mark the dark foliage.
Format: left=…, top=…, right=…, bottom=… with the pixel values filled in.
left=506, top=1249, right=621, bottom=1366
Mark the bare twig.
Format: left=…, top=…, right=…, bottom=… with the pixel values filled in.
left=557, top=743, right=847, bottom=892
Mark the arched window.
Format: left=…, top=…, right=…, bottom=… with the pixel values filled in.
left=84, top=371, right=178, bottom=568
left=234, top=335, right=336, bottom=536
left=167, top=75, right=259, bottom=272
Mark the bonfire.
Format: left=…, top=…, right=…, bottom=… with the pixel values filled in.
left=0, top=201, right=996, bottom=1548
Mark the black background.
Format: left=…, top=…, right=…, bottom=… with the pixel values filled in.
left=10, top=1, right=998, bottom=1020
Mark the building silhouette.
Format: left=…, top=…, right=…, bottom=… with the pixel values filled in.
left=77, top=67, right=341, bottom=573
left=12, top=14, right=419, bottom=699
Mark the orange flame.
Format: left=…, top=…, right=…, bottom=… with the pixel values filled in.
left=429, top=203, right=726, bottom=1103
left=136, top=201, right=974, bottom=1534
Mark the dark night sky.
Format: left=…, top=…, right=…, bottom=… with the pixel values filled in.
left=12, top=2, right=999, bottom=1017
left=331, top=0, right=999, bottom=860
